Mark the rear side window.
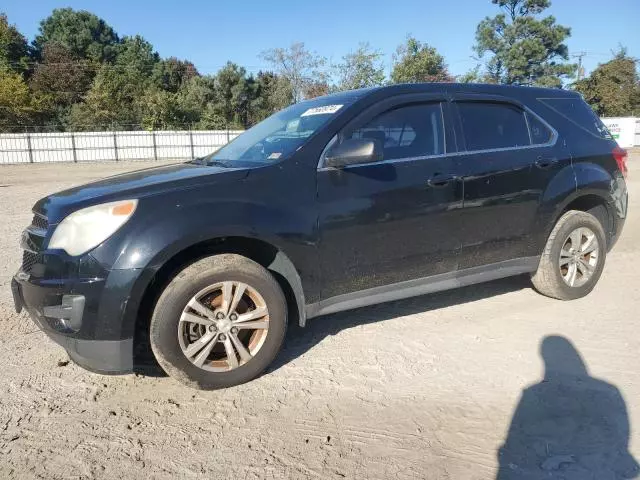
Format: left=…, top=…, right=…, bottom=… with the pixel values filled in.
left=539, top=97, right=612, bottom=139
left=457, top=102, right=530, bottom=151
left=347, top=102, right=445, bottom=160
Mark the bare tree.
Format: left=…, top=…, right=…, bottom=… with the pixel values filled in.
left=260, top=42, right=327, bottom=102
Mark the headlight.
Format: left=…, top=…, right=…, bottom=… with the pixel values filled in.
left=49, top=199, right=138, bottom=256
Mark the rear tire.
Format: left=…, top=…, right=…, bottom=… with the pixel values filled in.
left=150, top=254, right=287, bottom=390
left=531, top=210, right=606, bottom=300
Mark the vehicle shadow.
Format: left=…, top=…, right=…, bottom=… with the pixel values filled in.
left=134, top=274, right=532, bottom=377
left=270, top=274, right=532, bottom=372
left=497, top=335, right=639, bottom=479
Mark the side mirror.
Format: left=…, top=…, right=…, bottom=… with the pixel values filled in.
left=324, top=138, right=383, bottom=168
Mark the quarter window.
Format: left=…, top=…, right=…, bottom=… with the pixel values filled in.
left=458, top=102, right=530, bottom=151
left=345, top=103, right=445, bottom=161
left=526, top=111, right=553, bottom=145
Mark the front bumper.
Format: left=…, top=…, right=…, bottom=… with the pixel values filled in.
left=12, top=270, right=135, bottom=374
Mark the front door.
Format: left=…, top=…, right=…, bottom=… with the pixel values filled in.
left=316, top=99, right=464, bottom=300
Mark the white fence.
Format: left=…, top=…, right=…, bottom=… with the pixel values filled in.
left=0, top=129, right=243, bottom=164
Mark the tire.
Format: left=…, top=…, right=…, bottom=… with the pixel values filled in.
left=150, top=254, right=287, bottom=389
left=531, top=210, right=607, bottom=300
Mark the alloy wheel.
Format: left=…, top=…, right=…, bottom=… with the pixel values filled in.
left=178, top=281, right=269, bottom=372
left=558, top=227, right=599, bottom=288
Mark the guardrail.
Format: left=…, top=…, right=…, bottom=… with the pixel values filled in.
left=0, top=129, right=243, bottom=164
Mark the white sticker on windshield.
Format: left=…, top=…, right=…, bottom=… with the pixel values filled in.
left=268, top=152, right=282, bottom=160
left=300, top=104, right=343, bottom=117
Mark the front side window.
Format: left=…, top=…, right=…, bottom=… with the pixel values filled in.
left=458, top=102, right=530, bottom=151
left=342, top=103, right=445, bottom=161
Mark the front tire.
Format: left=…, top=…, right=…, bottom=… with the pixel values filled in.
left=531, top=210, right=607, bottom=300
left=150, top=254, right=287, bottom=389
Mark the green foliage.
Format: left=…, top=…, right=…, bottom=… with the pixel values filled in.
left=250, top=71, right=293, bottom=123
left=391, top=37, right=452, bottom=83
left=33, top=8, right=119, bottom=63
left=0, top=13, right=30, bottom=73
left=574, top=49, right=640, bottom=117
left=115, top=35, right=159, bottom=76
left=474, top=0, right=576, bottom=87
left=0, top=68, right=49, bottom=130
left=67, top=63, right=147, bottom=129
left=1, top=5, right=630, bottom=133
left=336, top=42, right=385, bottom=90
left=152, top=57, right=198, bottom=93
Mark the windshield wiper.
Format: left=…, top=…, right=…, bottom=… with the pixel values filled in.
left=204, top=159, right=229, bottom=167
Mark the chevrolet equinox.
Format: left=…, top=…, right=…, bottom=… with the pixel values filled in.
left=12, top=83, right=629, bottom=389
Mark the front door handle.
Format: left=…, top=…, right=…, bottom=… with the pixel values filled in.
left=535, top=157, right=558, bottom=169
left=427, top=173, right=459, bottom=188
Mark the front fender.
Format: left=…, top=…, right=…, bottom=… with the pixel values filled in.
left=90, top=194, right=317, bottom=335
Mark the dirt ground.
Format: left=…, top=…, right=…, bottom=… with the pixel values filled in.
left=0, top=156, right=639, bottom=479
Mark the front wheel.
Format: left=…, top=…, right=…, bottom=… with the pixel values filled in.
left=150, top=254, right=287, bottom=389
left=531, top=210, right=607, bottom=300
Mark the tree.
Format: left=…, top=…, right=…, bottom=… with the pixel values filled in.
left=335, top=42, right=386, bottom=91
left=391, top=36, right=452, bottom=83
left=67, top=63, right=146, bottom=129
left=261, top=42, right=327, bottom=102
left=152, top=57, right=198, bottom=93
left=115, top=35, right=159, bottom=77
left=33, top=8, right=119, bottom=63
left=302, top=81, right=330, bottom=99
left=574, top=49, right=640, bottom=117
left=29, top=42, right=93, bottom=124
left=250, top=71, right=293, bottom=124
left=139, top=89, right=187, bottom=130
left=0, top=69, right=49, bottom=130
left=457, top=66, right=483, bottom=84
left=474, top=0, right=576, bottom=87
left=0, top=13, right=30, bottom=73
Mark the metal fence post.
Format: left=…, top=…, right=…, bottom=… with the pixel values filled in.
left=26, top=132, right=34, bottom=164
left=189, top=128, right=195, bottom=159
left=70, top=132, right=77, bottom=163
left=152, top=130, right=158, bottom=161
left=226, top=127, right=230, bottom=143
left=113, top=131, right=119, bottom=161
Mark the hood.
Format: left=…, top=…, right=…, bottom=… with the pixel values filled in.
left=33, top=162, right=249, bottom=224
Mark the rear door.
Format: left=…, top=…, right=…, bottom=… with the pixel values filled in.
left=316, top=95, right=464, bottom=299
left=452, top=95, right=569, bottom=268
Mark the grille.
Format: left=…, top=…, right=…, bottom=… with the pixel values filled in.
left=22, top=251, right=39, bottom=273
left=31, top=214, right=48, bottom=230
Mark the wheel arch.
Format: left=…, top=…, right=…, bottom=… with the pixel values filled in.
left=547, top=190, right=614, bottom=250
left=128, top=236, right=307, bottom=361
left=538, top=160, right=616, bottom=251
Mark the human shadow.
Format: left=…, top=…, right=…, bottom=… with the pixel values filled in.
left=497, top=335, right=639, bottom=479
left=270, top=274, right=531, bottom=372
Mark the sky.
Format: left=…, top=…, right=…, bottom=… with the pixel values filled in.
left=3, top=0, right=640, bottom=79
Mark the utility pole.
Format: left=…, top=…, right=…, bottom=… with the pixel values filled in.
left=572, top=52, right=587, bottom=81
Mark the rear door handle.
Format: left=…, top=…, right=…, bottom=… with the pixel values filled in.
left=427, top=173, right=459, bottom=188
left=535, top=157, right=558, bottom=169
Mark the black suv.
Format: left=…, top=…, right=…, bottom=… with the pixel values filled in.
left=12, top=83, right=628, bottom=389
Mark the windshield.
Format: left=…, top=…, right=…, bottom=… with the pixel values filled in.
left=202, top=97, right=354, bottom=165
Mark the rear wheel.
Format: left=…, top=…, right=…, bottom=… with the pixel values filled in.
left=531, top=210, right=607, bottom=300
left=150, top=254, right=287, bottom=389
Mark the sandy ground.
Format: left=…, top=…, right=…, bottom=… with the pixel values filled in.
left=0, top=156, right=639, bottom=479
